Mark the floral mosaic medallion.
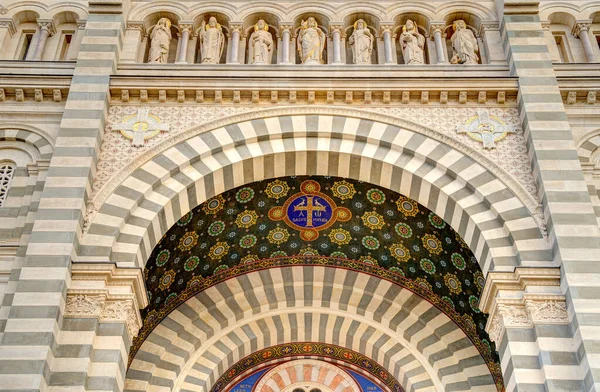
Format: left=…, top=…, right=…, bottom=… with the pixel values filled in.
left=143, top=176, right=495, bottom=367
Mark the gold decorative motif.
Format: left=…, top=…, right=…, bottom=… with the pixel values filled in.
left=331, top=180, right=356, bottom=200
left=111, top=107, right=170, bottom=147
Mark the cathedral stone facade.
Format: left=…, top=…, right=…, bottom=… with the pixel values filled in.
left=0, top=0, right=599, bottom=391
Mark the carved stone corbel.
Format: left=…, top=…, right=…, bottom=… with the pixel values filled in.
left=65, top=264, right=147, bottom=339
left=480, top=267, right=568, bottom=345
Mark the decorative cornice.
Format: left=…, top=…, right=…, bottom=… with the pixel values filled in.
left=480, top=267, right=568, bottom=345
left=479, top=267, right=561, bottom=312
left=66, top=263, right=146, bottom=338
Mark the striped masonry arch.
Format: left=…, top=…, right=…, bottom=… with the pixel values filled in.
left=576, top=131, right=600, bottom=226
left=124, top=266, right=499, bottom=392
left=253, top=359, right=363, bottom=392
left=81, top=109, right=551, bottom=276
left=0, top=127, right=54, bottom=160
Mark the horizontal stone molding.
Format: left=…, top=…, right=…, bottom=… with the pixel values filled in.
left=480, top=267, right=568, bottom=344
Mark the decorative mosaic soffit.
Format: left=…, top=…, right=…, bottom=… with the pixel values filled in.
left=132, top=177, right=502, bottom=388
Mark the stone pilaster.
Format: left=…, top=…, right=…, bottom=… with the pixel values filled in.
left=480, top=268, right=574, bottom=391
left=479, top=21, right=505, bottom=64
left=0, top=0, right=128, bottom=390
left=121, top=22, right=145, bottom=63
left=0, top=19, right=15, bottom=55
left=499, top=0, right=600, bottom=388
left=60, top=264, right=146, bottom=391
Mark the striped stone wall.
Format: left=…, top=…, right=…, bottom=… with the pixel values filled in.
left=0, top=1, right=127, bottom=390
left=500, top=2, right=600, bottom=390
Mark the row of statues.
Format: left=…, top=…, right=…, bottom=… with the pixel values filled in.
left=148, top=17, right=479, bottom=65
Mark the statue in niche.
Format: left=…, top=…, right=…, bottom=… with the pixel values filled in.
left=399, top=19, right=425, bottom=64
left=298, top=17, right=325, bottom=65
left=450, top=20, right=479, bottom=64
left=348, top=19, right=373, bottom=65
left=200, top=16, right=225, bottom=64
left=249, top=19, right=273, bottom=64
left=148, top=18, right=172, bottom=63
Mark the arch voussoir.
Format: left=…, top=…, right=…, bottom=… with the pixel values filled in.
left=81, top=110, right=549, bottom=274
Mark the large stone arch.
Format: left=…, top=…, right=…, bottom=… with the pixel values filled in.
left=125, top=267, right=500, bottom=392
left=81, top=108, right=550, bottom=274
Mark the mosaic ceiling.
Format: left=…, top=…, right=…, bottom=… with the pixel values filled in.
left=141, top=176, right=497, bottom=367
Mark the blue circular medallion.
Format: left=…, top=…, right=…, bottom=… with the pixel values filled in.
left=286, top=195, right=333, bottom=228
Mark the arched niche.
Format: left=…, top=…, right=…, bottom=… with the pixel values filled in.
left=393, top=13, right=431, bottom=65
left=545, top=12, right=583, bottom=63
left=242, top=13, right=280, bottom=65
left=143, top=12, right=181, bottom=63
left=7, top=10, right=40, bottom=60
left=443, top=13, right=484, bottom=64
left=193, top=12, right=231, bottom=64
left=293, top=12, right=330, bottom=64
left=343, top=12, right=380, bottom=64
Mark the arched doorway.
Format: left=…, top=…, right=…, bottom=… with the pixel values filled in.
left=125, top=176, right=503, bottom=392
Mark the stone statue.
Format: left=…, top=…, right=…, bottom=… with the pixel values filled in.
left=450, top=20, right=479, bottom=64
left=200, top=16, right=225, bottom=64
left=148, top=18, right=172, bottom=63
left=348, top=19, right=373, bottom=65
left=249, top=19, right=273, bottom=64
left=399, top=20, right=425, bottom=64
left=298, top=17, right=325, bottom=65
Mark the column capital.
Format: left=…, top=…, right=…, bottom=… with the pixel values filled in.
left=178, top=22, right=193, bottom=35
left=229, top=22, right=244, bottom=34
left=541, top=21, right=551, bottom=31
left=279, top=23, right=294, bottom=35
left=429, top=21, right=446, bottom=36
left=480, top=267, right=568, bottom=345
left=65, top=263, right=147, bottom=339
left=573, top=20, right=592, bottom=37
left=329, top=24, right=344, bottom=35
left=37, top=19, right=56, bottom=36
left=77, top=20, right=87, bottom=30
left=379, top=23, right=394, bottom=36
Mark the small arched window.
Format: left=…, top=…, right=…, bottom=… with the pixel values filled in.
left=0, top=161, right=16, bottom=207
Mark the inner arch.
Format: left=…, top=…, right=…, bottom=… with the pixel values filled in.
left=128, top=176, right=503, bottom=392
